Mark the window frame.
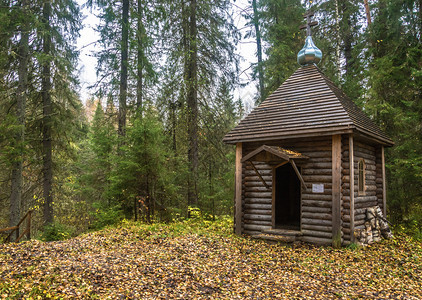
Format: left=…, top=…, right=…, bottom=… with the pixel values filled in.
left=358, top=158, right=366, bottom=196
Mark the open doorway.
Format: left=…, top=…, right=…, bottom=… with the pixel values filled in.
left=274, top=163, right=301, bottom=230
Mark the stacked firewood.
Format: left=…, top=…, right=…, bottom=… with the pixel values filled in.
left=353, top=206, right=393, bottom=246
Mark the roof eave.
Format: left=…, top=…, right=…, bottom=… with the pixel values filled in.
left=223, top=127, right=354, bottom=145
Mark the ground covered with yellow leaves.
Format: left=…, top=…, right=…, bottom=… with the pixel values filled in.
left=1, top=218, right=421, bottom=299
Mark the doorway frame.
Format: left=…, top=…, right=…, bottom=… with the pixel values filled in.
left=271, top=161, right=302, bottom=230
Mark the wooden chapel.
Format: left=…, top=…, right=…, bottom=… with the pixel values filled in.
left=223, top=12, right=394, bottom=246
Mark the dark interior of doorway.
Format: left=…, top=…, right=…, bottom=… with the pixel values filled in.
left=274, top=163, right=301, bottom=230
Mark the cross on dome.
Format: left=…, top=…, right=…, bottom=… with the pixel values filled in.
left=297, top=11, right=322, bottom=66
left=299, top=11, right=318, bottom=37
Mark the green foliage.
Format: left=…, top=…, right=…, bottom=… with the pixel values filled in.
left=90, top=202, right=124, bottom=230
left=260, top=0, right=304, bottom=96
left=41, top=222, right=74, bottom=242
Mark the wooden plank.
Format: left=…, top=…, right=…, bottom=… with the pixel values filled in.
left=382, top=146, right=387, bottom=216
left=235, top=142, right=242, bottom=235
left=332, top=134, right=342, bottom=248
left=248, top=161, right=270, bottom=189
left=0, top=226, right=18, bottom=233
left=290, top=159, right=308, bottom=191
left=272, top=165, right=276, bottom=228
left=349, top=134, right=355, bottom=242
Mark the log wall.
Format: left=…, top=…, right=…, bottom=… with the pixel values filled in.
left=375, top=147, right=384, bottom=213
left=342, top=140, right=378, bottom=232
left=242, top=161, right=273, bottom=235
left=242, top=137, right=333, bottom=243
left=341, top=136, right=351, bottom=242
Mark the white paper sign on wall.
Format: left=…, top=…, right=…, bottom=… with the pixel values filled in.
left=312, top=184, right=324, bottom=193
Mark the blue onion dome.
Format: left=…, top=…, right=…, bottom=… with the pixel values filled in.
left=297, top=36, right=322, bottom=66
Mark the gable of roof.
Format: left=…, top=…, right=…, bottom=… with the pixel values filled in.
left=223, top=65, right=393, bottom=146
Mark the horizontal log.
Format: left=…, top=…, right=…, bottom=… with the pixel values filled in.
left=244, top=219, right=272, bottom=226
left=342, top=228, right=351, bottom=234
left=343, top=150, right=376, bottom=161
left=302, top=175, right=332, bottom=183
left=301, top=206, right=331, bottom=213
left=355, top=195, right=377, bottom=202
left=245, top=164, right=272, bottom=170
left=302, top=212, right=332, bottom=220
left=302, top=200, right=332, bottom=208
left=302, top=218, right=332, bottom=226
left=302, top=162, right=332, bottom=169
left=245, top=209, right=271, bottom=216
left=245, top=192, right=272, bottom=198
left=301, top=224, right=332, bottom=232
left=245, top=198, right=272, bottom=204
left=244, top=203, right=272, bottom=210
left=343, top=213, right=366, bottom=223
left=244, top=186, right=272, bottom=192
left=342, top=169, right=377, bottom=176
left=243, top=230, right=260, bottom=236
left=342, top=163, right=376, bottom=171
left=244, top=175, right=272, bottom=182
left=244, top=181, right=271, bottom=187
left=244, top=214, right=272, bottom=221
left=342, top=191, right=376, bottom=197
left=299, top=236, right=332, bottom=245
left=348, top=201, right=378, bottom=209
left=302, top=169, right=332, bottom=175
left=243, top=224, right=271, bottom=232
left=302, top=230, right=332, bottom=239
left=302, top=194, right=332, bottom=201
left=354, top=142, right=376, bottom=153
left=244, top=170, right=272, bottom=176
left=304, top=151, right=332, bottom=158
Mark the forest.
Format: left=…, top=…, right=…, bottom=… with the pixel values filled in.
left=0, top=0, right=421, bottom=240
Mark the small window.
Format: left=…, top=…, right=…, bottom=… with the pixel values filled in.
left=358, top=159, right=365, bottom=195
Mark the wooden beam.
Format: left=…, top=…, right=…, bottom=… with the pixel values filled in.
left=248, top=161, right=270, bottom=189
left=381, top=146, right=387, bottom=216
left=274, top=161, right=289, bottom=169
left=235, top=142, right=243, bottom=235
left=290, top=159, right=308, bottom=191
left=241, top=145, right=290, bottom=163
left=0, top=226, right=18, bottom=233
left=272, top=166, right=276, bottom=228
left=332, top=134, right=342, bottom=248
left=349, top=135, right=355, bottom=242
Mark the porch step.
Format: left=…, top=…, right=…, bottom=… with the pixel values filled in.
left=252, top=233, right=296, bottom=243
left=261, top=228, right=303, bottom=237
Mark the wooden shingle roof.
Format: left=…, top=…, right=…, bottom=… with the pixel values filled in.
left=223, top=65, right=393, bottom=146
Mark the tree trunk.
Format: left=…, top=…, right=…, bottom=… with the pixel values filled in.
left=334, top=0, right=341, bottom=81
left=341, top=1, right=353, bottom=77
left=9, top=0, right=29, bottom=229
left=136, top=0, right=143, bottom=112
left=187, top=0, right=198, bottom=206
left=118, top=0, right=129, bottom=137
left=42, top=0, right=53, bottom=226
left=363, top=0, right=371, bottom=26
left=252, top=0, right=264, bottom=104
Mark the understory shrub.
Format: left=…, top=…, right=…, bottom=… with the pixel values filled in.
left=41, top=222, right=74, bottom=242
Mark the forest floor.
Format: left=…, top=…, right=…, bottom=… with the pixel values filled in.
left=0, top=217, right=421, bottom=299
